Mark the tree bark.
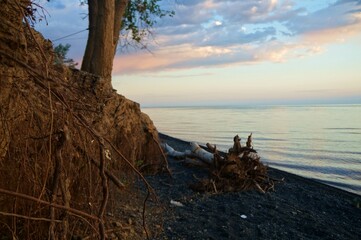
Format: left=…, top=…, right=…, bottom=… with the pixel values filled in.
left=81, top=0, right=129, bottom=79
left=81, top=0, right=97, bottom=72
left=113, top=0, right=128, bottom=47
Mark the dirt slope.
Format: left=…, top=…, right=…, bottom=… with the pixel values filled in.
left=0, top=1, right=165, bottom=238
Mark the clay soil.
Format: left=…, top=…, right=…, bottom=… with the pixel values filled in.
left=144, top=133, right=361, bottom=240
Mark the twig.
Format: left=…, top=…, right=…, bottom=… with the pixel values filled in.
left=98, top=139, right=109, bottom=240
left=143, top=190, right=151, bottom=239
left=104, top=139, right=153, bottom=240
left=0, top=211, right=62, bottom=223
left=59, top=174, right=70, bottom=238
left=59, top=125, right=70, bottom=239
left=49, top=129, right=64, bottom=240
left=253, top=180, right=266, bottom=194
left=151, top=134, right=171, bottom=176
left=0, top=188, right=99, bottom=221
left=211, top=179, right=218, bottom=194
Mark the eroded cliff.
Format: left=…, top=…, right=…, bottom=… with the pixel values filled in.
left=0, top=1, right=165, bottom=238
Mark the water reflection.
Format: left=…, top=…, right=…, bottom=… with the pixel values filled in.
left=143, top=105, right=361, bottom=195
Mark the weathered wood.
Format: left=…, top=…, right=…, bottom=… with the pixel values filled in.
left=161, top=143, right=192, bottom=159
left=230, top=135, right=242, bottom=154
left=163, top=134, right=276, bottom=193
left=246, top=133, right=253, bottom=149
left=206, top=143, right=216, bottom=153
left=190, top=142, right=213, bottom=165
left=162, top=142, right=214, bottom=165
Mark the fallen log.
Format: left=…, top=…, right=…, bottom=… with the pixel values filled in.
left=162, top=134, right=278, bottom=193
left=162, top=138, right=258, bottom=166
left=190, top=142, right=213, bottom=165
left=162, top=142, right=214, bottom=165
left=161, top=143, right=192, bottom=159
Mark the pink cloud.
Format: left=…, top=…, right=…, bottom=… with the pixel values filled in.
left=109, top=0, right=361, bottom=75
left=112, top=44, right=233, bottom=74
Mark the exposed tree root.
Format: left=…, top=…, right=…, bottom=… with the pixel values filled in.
left=164, top=134, right=281, bottom=193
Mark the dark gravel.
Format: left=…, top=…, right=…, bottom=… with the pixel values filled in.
left=144, top=133, right=361, bottom=240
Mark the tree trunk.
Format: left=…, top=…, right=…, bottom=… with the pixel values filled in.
left=81, top=0, right=129, bottom=79
left=81, top=0, right=97, bottom=72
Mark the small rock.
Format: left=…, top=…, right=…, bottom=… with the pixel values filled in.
left=170, top=199, right=184, bottom=207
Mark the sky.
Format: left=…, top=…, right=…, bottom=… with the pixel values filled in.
left=35, top=0, right=361, bottom=107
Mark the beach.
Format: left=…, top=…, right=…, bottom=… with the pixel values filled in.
left=143, top=133, right=361, bottom=239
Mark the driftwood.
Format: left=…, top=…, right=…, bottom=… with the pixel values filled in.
left=190, top=142, right=213, bottom=165
left=162, top=133, right=278, bottom=193
left=246, top=133, right=253, bottom=148
left=161, top=143, right=192, bottom=159
left=162, top=142, right=213, bottom=165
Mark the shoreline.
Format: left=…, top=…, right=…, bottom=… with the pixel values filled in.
left=143, top=105, right=361, bottom=197
left=146, top=133, right=361, bottom=239
left=160, top=133, right=360, bottom=198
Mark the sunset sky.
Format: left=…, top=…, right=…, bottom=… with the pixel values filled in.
left=36, top=0, right=361, bottom=106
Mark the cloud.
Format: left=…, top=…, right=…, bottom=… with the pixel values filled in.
left=34, top=0, right=361, bottom=74
left=286, top=0, right=361, bottom=35
left=113, top=40, right=324, bottom=74
left=112, top=0, right=360, bottom=74
left=113, top=44, right=234, bottom=74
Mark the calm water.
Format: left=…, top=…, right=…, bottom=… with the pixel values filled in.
left=143, top=104, right=361, bottom=195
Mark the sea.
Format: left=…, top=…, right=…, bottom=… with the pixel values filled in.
left=142, top=104, right=361, bottom=195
